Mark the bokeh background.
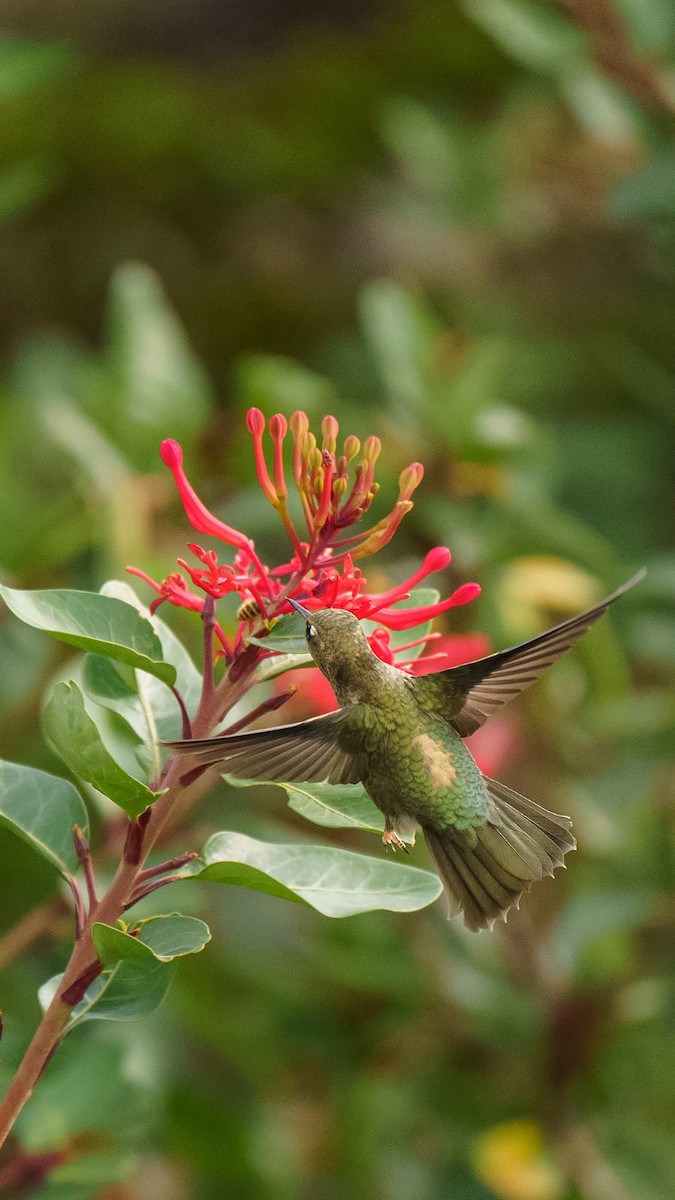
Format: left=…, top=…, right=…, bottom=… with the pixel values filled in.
left=0, top=2, right=674, bottom=1198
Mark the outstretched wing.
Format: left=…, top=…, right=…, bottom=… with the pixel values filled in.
left=417, top=570, right=644, bottom=738
left=164, top=707, right=363, bottom=785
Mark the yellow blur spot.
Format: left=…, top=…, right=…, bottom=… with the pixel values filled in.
left=501, top=557, right=600, bottom=640
left=474, top=1120, right=563, bottom=1200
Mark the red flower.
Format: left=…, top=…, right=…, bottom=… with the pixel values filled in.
left=469, top=718, right=521, bottom=777
left=129, top=410, right=481, bottom=672
left=406, top=632, right=491, bottom=675
left=126, top=567, right=206, bottom=616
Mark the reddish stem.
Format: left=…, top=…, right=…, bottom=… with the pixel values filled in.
left=137, top=852, right=199, bottom=883
left=72, top=826, right=98, bottom=908
left=65, top=877, right=86, bottom=940
left=171, top=686, right=192, bottom=739
left=221, top=687, right=296, bottom=735
left=123, top=873, right=185, bottom=911
left=200, top=594, right=216, bottom=701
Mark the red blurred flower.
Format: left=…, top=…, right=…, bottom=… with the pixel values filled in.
left=405, top=632, right=491, bottom=675
left=274, top=667, right=339, bottom=721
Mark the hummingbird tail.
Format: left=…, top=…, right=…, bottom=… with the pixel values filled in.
left=423, top=776, right=576, bottom=932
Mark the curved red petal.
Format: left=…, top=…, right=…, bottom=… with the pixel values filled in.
left=160, top=439, right=251, bottom=550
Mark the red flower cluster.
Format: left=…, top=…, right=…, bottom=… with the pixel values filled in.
left=129, top=409, right=481, bottom=673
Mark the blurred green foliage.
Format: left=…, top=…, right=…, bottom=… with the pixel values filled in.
left=0, top=2, right=674, bottom=1198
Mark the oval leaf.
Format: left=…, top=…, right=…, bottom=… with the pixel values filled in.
left=136, top=914, right=211, bottom=960
left=40, top=959, right=176, bottom=1026
left=92, top=915, right=211, bottom=964
left=197, top=831, right=442, bottom=917
left=283, top=780, right=414, bottom=843
left=81, top=654, right=146, bottom=740
left=247, top=611, right=307, bottom=655
left=101, top=580, right=202, bottom=717
left=0, top=584, right=176, bottom=685
left=254, top=651, right=314, bottom=684
left=92, top=923, right=157, bottom=965
left=42, top=681, right=159, bottom=818
left=0, top=758, right=88, bottom=877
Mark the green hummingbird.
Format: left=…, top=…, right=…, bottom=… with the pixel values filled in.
left=166, top=570, right=644, bottom=931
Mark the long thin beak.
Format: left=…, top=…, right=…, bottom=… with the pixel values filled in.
left=288, top=597, right=311, bottom=620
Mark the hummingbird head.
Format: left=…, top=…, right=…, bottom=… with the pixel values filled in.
left=288, top=599, right=374, bottom=696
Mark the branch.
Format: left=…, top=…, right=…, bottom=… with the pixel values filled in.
left=561, top=0, right=675, bottom=115
left=0, top=901, right=67, bottom=972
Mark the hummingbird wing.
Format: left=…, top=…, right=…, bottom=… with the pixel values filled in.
left=418, top=570, right=644, bottom=737
left=164, top=708, right=363, bottom=785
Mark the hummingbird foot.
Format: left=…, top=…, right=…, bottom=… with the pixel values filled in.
left=382, top=828, right=409, bottom=854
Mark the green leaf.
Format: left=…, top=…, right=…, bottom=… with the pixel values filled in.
left=92, top=914, right=211, bottom=964
left=42, top=682, right=159, bottom=818
left=100, top=580, right=202, bottom=736
left=106, top=263, right=213, bottom=460
left=554, top=889, right=653, bottom=982
left=0, top=758, right=88, bottom=877
left=195, top=831, right=442, bottom=917
left=359, top=280, right=438, bottom=417
left=40, top=959, right=176, bottom=1025
left=282, top=780, right=415, bottom=843
left=92, top=923, right=158, bottom=965
left=136, top=913, right=211, bottom=959
left=81, top=654, right=146, bottom=739
left=0, top=38, right=78, bottom=102
left=0, top=585, right=176, bottom=685
left=247, top=611, right=308, bottom=655
left=236, top=353, right=336, bottom=419
left=254, top=650, right=314, bottom=683
left=464, top=0, right=585, bottom=73
left=13, top=1037, right=147, bottom=1150
left=40, top=915, right=211, bottom=1028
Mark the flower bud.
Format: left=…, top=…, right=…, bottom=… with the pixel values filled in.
left=246, top=408, right=266, bottom=437
left=160, top=438, right=183, bottom=469
left=270, top=412, right=288, bottom=439
left=398, top=462, right=424, bottom=501
left=270, top=413, right=288, bottom=499
left=159, top=438, right=252, bottom=550
left=422, top=546, right=452, bottom=573
left=363, top=435, right=381, bottom=464
left=448, top=582, right=482, bottom=606
left=321, top=415, right=339, bottom=454
left=343, top=435, right=360, bottom=463
left=290, top=410, right=310, bottom=439
left=352, top=500, right=413, bottom=558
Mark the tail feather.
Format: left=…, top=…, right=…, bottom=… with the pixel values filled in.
left=424, top=776, right=576, bottom=932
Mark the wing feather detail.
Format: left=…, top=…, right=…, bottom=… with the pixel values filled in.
left=422, top=570, right=644, bottom=737
left=164, top=708, right=363, bottom=785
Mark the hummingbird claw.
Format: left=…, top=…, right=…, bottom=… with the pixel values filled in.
left=382, top=829, right=408, bottom=854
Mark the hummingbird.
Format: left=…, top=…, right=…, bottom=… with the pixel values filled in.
left=166, top=570, right=644, bottom=931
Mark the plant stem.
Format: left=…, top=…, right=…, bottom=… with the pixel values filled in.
left=200, top=595, right=216, bottom=702
left=0, top=680, right=229, bottom=1147
left=0, top=849, right=139, bottom=1146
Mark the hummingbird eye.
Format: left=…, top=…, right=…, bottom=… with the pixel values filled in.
left=306, top=622, right=317, bottom=641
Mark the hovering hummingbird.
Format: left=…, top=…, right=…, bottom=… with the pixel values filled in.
left=166, top=570, right=644, bottom=930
